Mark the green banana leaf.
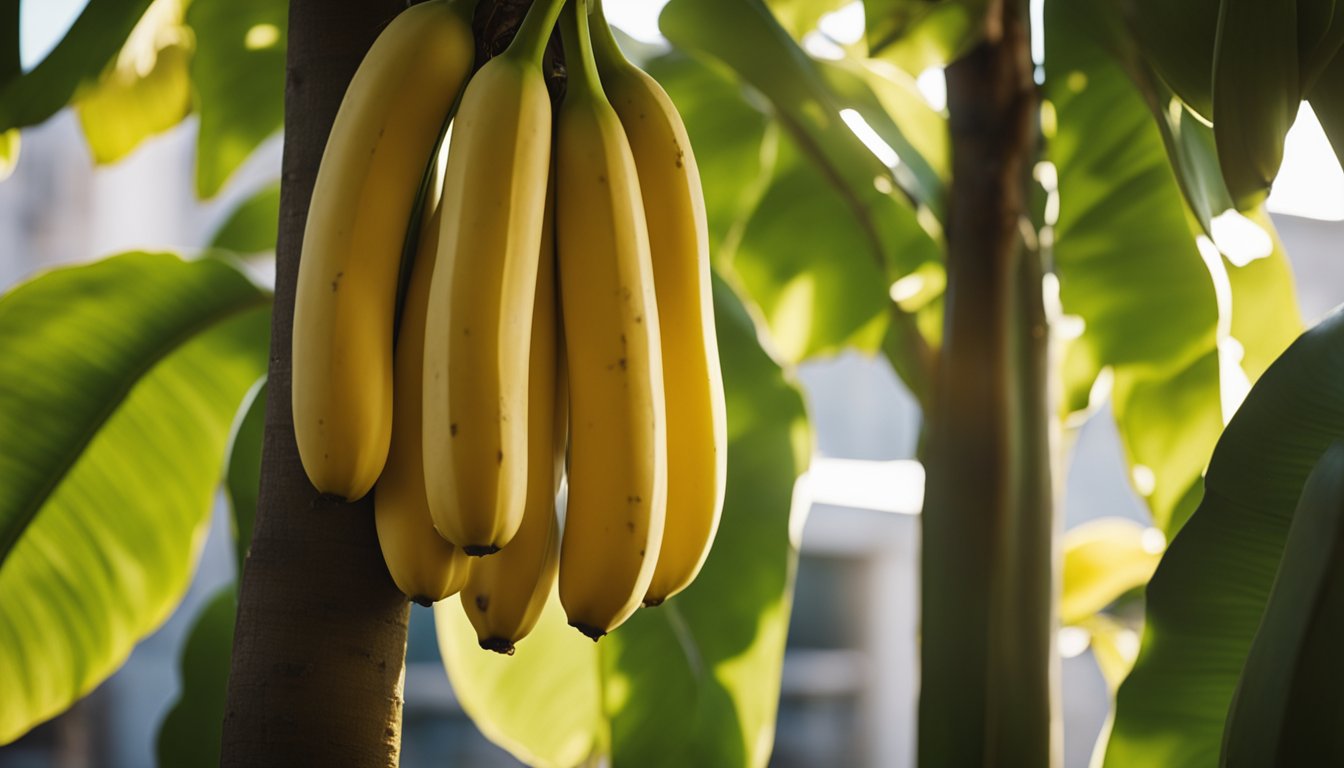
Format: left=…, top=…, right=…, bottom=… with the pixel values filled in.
left=642, top=53, right=777, bottom=264
left=763, top=0, right=850, bottom=40
left=1221, top=442, right=1344, bottom=766
left=154, top=377, right=262, bottom=767
left=1046, top=0, right=1301, bottom=535
left=863, top=0, right=989, bottom=74
left=188, top=0, right=286, bottom=198
left=1105, top=309, right=1344, bottom=767
left=155, top=586, right=237, bottom=768
left=210, top=182, right=282, bottom=255
left=0, top=0, right=153, bottom=132
left=0, top=252, right=270, bottom=744
left=76, top=0, right=193, bottom=164
left=730, top=137, right=892, bottom=363
left=437, top=276, right=811, bottom=768
left=1119, top=0, right=1218, bottom=121
left=1060, top=518, right=1162, bottom=627
left=661, top=0, right=944, bottom=226
left=225, top=382, right=266, bottom=575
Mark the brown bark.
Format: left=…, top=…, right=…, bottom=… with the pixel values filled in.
left=220, top=1, right=409, bottom=766
left=918, top=0, right=1056, bottom=764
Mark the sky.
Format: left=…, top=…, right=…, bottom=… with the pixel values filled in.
left=18, top=0, right=1344, bottom=221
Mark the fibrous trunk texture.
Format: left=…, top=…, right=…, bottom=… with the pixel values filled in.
left=917, top=0, right=1057, bottom=764
left=221, top=1, right=410, bottom=766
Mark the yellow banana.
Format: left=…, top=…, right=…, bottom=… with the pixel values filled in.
left=555, top=0, right=667, bottom=641
left=292, top=0, right=474, bottom=501
left=375, top=138, right=472, bottom=607
left=591, top=2, right=727, bottom=607
left=462, top=185, right=564, bottom=654
left=422, top=0, right=566, bottom=555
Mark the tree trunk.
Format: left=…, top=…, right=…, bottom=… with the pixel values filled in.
left=220, top=1, right=409, bottom=766
left=917, top=0, right=1057, bottom=764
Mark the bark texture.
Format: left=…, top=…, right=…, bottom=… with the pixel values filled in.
left=918, top=0, right=1057, bottom=764
left=220, top=1, right=409, bottom=766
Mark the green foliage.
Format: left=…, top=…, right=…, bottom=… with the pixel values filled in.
left=188, top=0, right=287, bottom=197
left=210, top=183, right=282, bottom=254
left=0, top=253, right=269, bottom=744
left=76, top=0, right=193, bottom=164
left=437, top=276, right=810, bottom=768
left=156, top=586, right=237, bottom=768
left=1222, top=442, right=1344, bottom=766
left=225, top=383, right=266, bottom=574
left=1046, top=0, right=1300, bottom=534
left=863, top=0, right=989, bottom=74
left=1106, top=311, right=1344, bottom=766
left=1060, top=518, right=1161, bottom=627
left=0, top=0, right=153, bottom=132
left=660, top=0, right=942, bottom=394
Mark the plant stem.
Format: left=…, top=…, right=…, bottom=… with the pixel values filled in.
left=558, top=0, right=601, bottom=97
left=508, top=0, right=569, bottom=65
left=917, top=0, right=1056, bottom=764
left=219, top=1, right=411, bottom=766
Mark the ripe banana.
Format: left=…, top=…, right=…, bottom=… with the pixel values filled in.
left=292, top=0, right=474, bottom=501
left=422, top=0, right=567, bottom=555
left=591, top=3, right=726, bottom=607
left=556, top=0, right=668, bottom=641
left=376, top=137, right=472, bottom=607
left=1213, top=0, right=1300, bottom=209
left=462, top=186, right=565, bottom=655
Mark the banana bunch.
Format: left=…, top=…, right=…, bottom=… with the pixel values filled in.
left=291, top=0, right=725, bottom=652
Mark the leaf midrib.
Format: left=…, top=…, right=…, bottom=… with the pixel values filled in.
left=0, top=294, right=270, bottom=571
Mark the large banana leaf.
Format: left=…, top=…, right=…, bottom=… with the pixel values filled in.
left=0, top=0, right=153, bottom=132
left=1221, top=442, right=1344, bottom=765
left=1105, top=310, right=1344, bottom=766
left=0, top=252, right=270, bottom=744
left=156, top=585, right=237, bottom=768
left=863, top=0, right=989, bottom=74
left=642, top=54, right=777, bottom=264
left=437, top=277, right=811, bottom=768
left=660, top=0, right=941, bottom=395
left=76, top=0, right=193, bottom=164
left=1046, top=0, right=1300, bottom=534
left=188, top=0, right=286, bottom=197
left=661, top=0, right=943, bottom=230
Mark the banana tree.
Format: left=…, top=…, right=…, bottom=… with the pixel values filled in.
left=0, top=0, right=1339, bottom=766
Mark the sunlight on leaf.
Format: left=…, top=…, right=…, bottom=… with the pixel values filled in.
left=75, top=0, right=192, bottom=164
left=0, top=252, right=269, bottom=744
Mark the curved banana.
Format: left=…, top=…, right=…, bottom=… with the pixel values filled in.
left=556, top=0, right=667, bottom=641
left=376, top=138, right=472, bottom=607
left=462, top=187, right=564, bottom=654
left=292, top=0, right=474, bottom=501
left=1299, top=0, right=1344, bottom=91
left=422, top=0, right=567, bottom=554
left=1213, top=0, right=1300, bottom=209
left=591, top=3, right=727, bottom=607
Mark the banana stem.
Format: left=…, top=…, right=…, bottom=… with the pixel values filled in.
left=587, top=0, right=627, bottom=68
left=559, top=0, right=602, bottom=96
left=509, top=0, right=569, bottom=64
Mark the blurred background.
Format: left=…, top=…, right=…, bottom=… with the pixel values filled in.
left=3, top=1, right=1344, bottom=766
